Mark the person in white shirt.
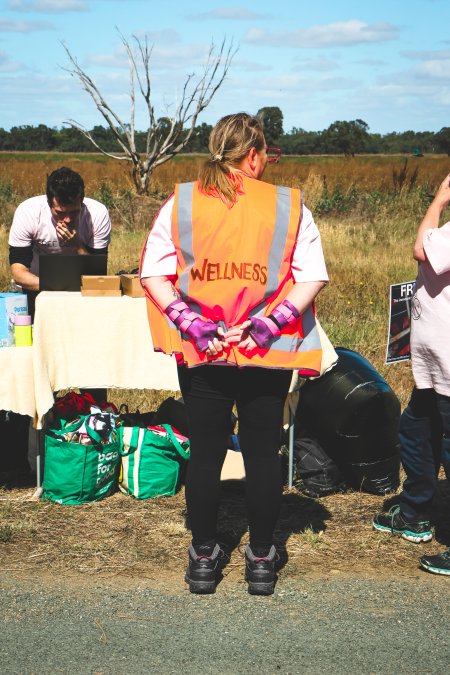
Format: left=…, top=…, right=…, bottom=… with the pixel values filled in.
left=373, top=172, right=450, bottom=576
left=9, top=166, right=112, bottom=406
left=9, top=166, right=111, bottom=297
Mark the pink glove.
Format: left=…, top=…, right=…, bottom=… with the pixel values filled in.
left=165, top=300, right=219, bottom=352
left=248, top=299, right=300, bottom=349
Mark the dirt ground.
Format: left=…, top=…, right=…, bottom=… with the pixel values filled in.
left=1, top=470, right=449, bottom=589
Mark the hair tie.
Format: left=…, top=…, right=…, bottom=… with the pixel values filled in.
left=212, top=153, right=223, bottom=162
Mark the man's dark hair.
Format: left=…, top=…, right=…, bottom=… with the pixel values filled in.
left=46, top=167, right=85, bottom=206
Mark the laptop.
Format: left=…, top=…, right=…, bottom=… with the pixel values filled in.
left=39, top=254, right=108, bottom=292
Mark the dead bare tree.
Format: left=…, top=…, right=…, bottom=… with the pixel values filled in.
left=62, top=35, right=236, bottom=194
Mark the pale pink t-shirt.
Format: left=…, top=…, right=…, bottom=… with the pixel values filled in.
left=141, top=195, right=328, bottom=283
left=411, top=221, right=450, bottom=396
left=9, top=195, right=111, bottom=275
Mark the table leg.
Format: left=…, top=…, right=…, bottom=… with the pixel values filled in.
left=288, top=408, right=295, bottom=489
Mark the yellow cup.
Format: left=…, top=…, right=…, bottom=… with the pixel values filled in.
left=14, top=315, right=33, bottom=347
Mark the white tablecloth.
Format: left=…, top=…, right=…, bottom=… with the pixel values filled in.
left=31, top=292, right=179, bottom=424
left=2, top=292, right=336, bottom=437
left=0, top=346, right=35, bottom=418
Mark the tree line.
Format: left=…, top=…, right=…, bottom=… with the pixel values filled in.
left=2, top=116, right=450, bottom=157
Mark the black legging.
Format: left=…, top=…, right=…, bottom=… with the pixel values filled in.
left=178, top=364, right=292, bottom=549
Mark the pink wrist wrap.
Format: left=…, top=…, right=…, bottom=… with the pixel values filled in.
left=165, top=300, right=218, bottom=352
left=248, top=299, right=300, bottom=349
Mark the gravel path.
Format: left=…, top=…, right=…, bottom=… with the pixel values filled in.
left=1, top=572, right=449, bottom=674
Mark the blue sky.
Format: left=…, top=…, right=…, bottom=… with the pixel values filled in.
left=1, top=0, right=449, bottom=134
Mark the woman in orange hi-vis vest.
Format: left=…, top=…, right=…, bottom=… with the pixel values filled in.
left=140, top=113, right=329, bottom=595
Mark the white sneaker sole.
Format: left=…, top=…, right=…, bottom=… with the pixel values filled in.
left=373, top=522, right=432, bottom=543
left=402, top=532, right=432, bottom=543
left=420, top=562, right=450, bottom=575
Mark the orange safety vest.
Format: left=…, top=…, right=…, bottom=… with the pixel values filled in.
left=142, top=176, right=323, bottom=374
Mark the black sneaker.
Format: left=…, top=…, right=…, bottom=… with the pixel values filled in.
left=245, top=544, right=279, bottom=596
left=372, top=505, right=432, bottom=543
left=185, top=544, right=223, bottom=594
left=419, top=548, right=450, bottom=576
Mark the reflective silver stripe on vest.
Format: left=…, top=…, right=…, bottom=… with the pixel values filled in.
left=270, top=305, right=321, bottom=352
left=176, top=182, right=202, bottom=314
left=266, top=185, right=292, bottom=298
left=249, top=185, right=299, bottom=319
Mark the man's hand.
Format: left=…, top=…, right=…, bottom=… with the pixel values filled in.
left=56, top=223, right=88, bottom=254
left=56, top=221, right=76, bottom=244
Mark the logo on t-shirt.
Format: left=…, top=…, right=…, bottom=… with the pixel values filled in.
left=35, top=239, right=59, bottom=247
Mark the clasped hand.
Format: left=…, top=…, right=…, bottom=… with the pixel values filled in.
left=205, top=320, right=257, bottom=358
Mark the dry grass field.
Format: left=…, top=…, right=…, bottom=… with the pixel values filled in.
left=2, top=152, right=447, bottom=404
left=1, top=153, right=449, bottom=585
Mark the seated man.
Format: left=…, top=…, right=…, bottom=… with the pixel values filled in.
left=9, top=166, right=111, bottom=307
left=9, top=166, right=112, bottom=405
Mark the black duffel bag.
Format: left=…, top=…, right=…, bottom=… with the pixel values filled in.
left=295, top=347, right=400, bottom=495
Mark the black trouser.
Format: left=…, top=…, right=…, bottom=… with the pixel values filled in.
left=178, top=364, right=292, bottom=550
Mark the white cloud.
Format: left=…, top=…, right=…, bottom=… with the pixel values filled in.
left=232, top=58, right=272, bottom=73
left=368, top=80, right=449, bottom=105
left=416, top=58, right=450, bottom=81
left=387, top=53, right=450, bottom=83
left=356, top=58, right=386, bottom=67
left=0, top=17, right=53, bottom=31
left=0, top=49, right=23, bottom=72
left=245, top=20, right=399, bottom=48
left=1, top=72, right=72, bottom=105
left=292, top=56, right=338, bottom=72
left=402, top=49, right=450, bottom=60
left=7, top=0, right=87, bottom=12
left=131, top=29, right=182, bottom=44
left=77, top=30, right=184, bottom=69
left=187, top=8, right=270, bottom=21
left=435, top=90, right=450, bottom=106
left=233, top=71, right=359, bottom=96
left=85, top=40, right=217, bottom=73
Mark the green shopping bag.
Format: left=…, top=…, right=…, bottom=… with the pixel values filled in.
left=119, top=424, right=190, bottom=499
left=43, top=415, right=121, bottom=505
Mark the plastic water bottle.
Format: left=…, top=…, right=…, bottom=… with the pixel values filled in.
left=8, top=279, right=23, bottom=293
left=14, top=315, right=32, bottom=347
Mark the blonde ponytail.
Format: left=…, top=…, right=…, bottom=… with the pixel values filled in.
left=198, top=113, right=265, bottom=206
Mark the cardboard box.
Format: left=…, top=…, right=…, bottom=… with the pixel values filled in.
left=0, top=293, right=28, bottom=348
left=81, top=275, right=121, bottom=291
left=120, top=274, right=145, bottom=298
left=81, top=289, right=122, bottom=297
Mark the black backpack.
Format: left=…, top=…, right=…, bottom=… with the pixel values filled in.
left=294, top=433, right=346, bottom=497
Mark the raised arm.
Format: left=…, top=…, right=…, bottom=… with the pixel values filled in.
left=413, top=173, right=450, bottom=262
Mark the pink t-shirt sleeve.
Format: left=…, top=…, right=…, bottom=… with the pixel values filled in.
left=290, top=206, right=329, bottom=282
left=423, top=222, right=450, bottom=275
left=140, top=195, right=177, bottom=278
